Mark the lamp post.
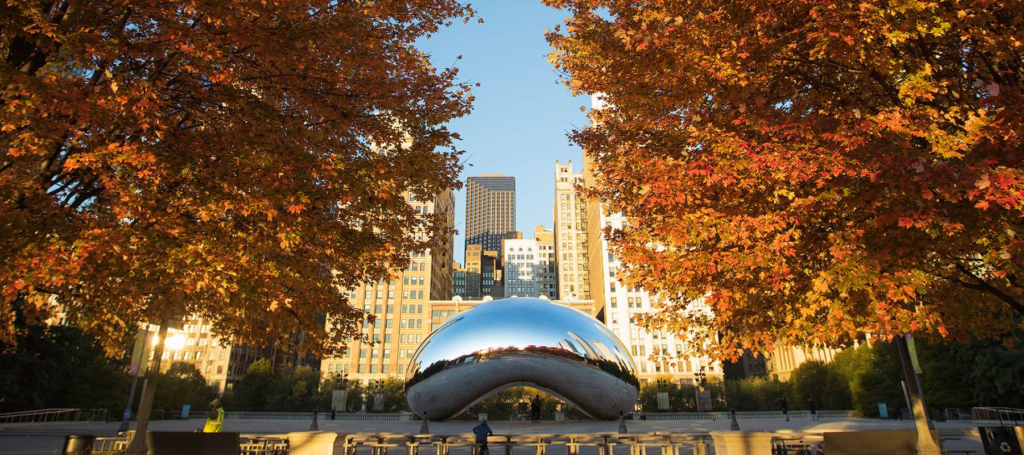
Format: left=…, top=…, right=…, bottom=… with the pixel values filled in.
left=309, top=406, right=320, bottom=431
left=372, top=379, right=385, bottom=412
left=126, top=323, right=186, bottom=454
left=333, top=373, right=349, bottom=414
left=694, top=366, right=711, bottom=413
left=118, top=327, right=151, bottom=434
left=655, top=379, right=670, bottom=412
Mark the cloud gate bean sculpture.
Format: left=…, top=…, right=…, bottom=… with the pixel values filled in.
left=405, top=297, right=640, bottom=421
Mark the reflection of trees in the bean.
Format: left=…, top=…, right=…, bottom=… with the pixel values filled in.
left=406, top=343, right=639, bottom=389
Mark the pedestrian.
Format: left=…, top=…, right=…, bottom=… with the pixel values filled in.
left=808, top=398, right=817, bottom=421
left=893, top=398, right=903, bottom=421
left=473, top=419, right=493, bottom=455
left=331, top=406, right=337, bottom=421
left=203, top=399, right=225, bottom=433
left=531, top=395, right=542, bottom=421
left=779, top=396, right=789, bottom=421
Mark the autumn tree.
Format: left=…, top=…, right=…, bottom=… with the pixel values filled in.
left=545, top=0, right=1024, bottom=358
left=1, top=1, right=475, bottom=355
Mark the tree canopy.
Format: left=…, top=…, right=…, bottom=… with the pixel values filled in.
left=545, top=0, right=1024, bottom=359
left=1, top=0, right=475, bottom=355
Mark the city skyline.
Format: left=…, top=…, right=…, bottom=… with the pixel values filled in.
left=416, top=2, right=589, bottom=264
left=3, top=1, right=1017, bottom=449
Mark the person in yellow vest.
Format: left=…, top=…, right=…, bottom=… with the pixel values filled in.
left=203, top=399, right=225, bottom=433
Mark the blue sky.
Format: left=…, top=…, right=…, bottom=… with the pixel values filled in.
left=417, top=2, right=588, bottom=264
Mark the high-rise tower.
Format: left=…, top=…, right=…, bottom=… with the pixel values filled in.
left=465, top=175, right=516, bottom=258
left=554, top=161, right=591, bottom=300
left=534, top=225, right=558, bottom=299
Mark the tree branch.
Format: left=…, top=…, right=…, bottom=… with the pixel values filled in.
left=953, top=263, right=1024, bottom=317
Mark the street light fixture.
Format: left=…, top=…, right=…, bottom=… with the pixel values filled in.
left=126, top=320, right=186, bottom=454
left=333, top=373, right=349, bottom=413
left=164, top=333, right=186, bottom=351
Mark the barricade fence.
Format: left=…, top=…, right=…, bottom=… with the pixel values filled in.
left=1, top=408, right=866, bottom=425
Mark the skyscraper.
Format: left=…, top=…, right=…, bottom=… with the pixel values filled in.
left=502, top=234, right=540, bottom=298
left=534, top=225, right=558, bottom=299
left=452, top=262, right=467, bottom=298
left=465, top=175, right=516, bottom=258
left=321, top=189, right=455, bottom=385
left=554, top=161, right=591, bottom=300
left=464, top=245, right=502, bottom=300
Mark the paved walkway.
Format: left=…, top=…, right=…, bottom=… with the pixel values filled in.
left=0, top=418, right=986, bottom=454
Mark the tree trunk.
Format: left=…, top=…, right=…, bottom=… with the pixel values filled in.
left=895, top=334, right=942, bottom=455
left=125, top=320, right=168, bottom=454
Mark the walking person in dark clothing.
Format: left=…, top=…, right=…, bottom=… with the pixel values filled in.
left=779, top=396, right=790, bottom=421
left=330, top=406, right=337, bottom=421
left=893, top=398, right=903, bottom=420
left=531, top=395, right=542, bottom=421
left=808, top=399, right=817, bottom=421
left=473, top=420, right=493, bottom=455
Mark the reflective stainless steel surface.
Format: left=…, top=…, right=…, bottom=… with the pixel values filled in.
left=405, top=297, right=639, bottom=420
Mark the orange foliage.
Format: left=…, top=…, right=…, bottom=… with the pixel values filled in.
left=546, top=0, right=1024, bottom=359
left=1, top=0, right=474, bottom=356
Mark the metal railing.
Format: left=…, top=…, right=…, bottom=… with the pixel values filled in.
left=240, top=435, right=289, bottom=455
left=226, top=412, right=315, bottom=421
left=972, top=407, right=1024, bottom=426
left=634, top=410, right=859, bottom=420
left=82, top=430, right=857, bottom=455
left=93, top=436, right=130, bottom=455
left=339, top=432, right=717, bottom=455
left=640, top=412, right=720, bottom=421
left=89, top=433, right=287, bottom=455
left=735, top=411, right=806, bottom=420
left=226, top=412, right=411, bottom=421
left=944, top=408, right=973, bottom=421
left=813, top=410, right=860, bottom=419
left=0, top=408, right=108, bottom=424
left=770, top=433, right=824, bottom=455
